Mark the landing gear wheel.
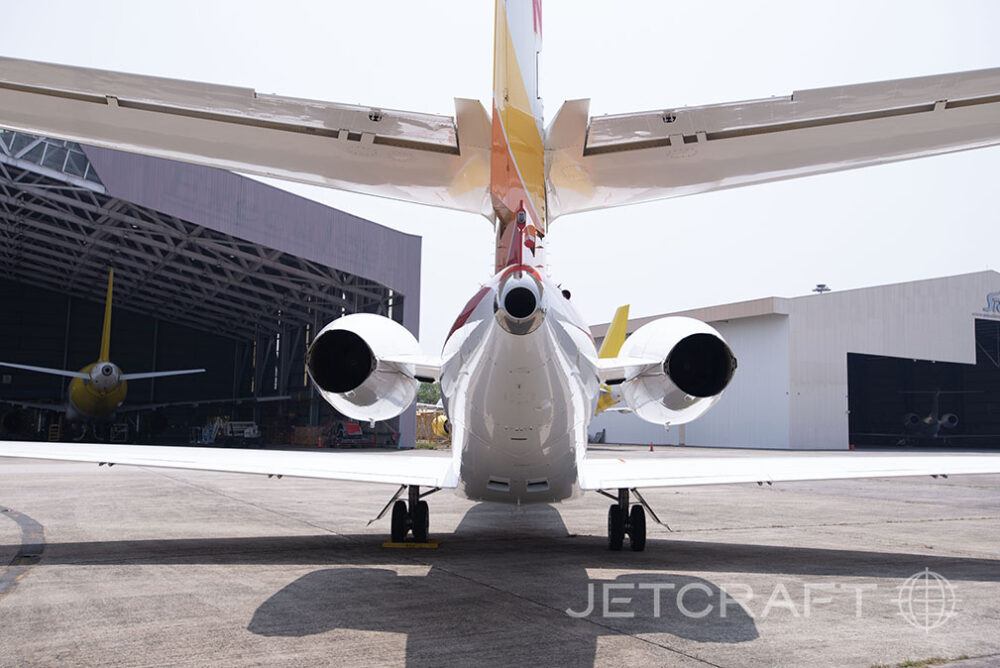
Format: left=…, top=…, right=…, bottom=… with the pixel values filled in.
left=629, top=505, right=646, bottom=552
left=390, top=500, right=408, bottom=542
left=607, top=505, right=625, bottom=551
left=412, top=500, right=429, bottom=542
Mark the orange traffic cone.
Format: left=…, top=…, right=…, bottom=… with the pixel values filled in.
left=649, top=442, right=654, bottom=452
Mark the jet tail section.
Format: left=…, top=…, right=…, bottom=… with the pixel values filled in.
left=595, top=305, right=630, bottom=415
left=491, top=0, right=546, bottom=270
left=99, top=269, right=114, bottom=363
left=597, top=305, right=630, bottom=359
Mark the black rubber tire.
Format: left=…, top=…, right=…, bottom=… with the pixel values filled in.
left=629, top=505, right=646, bottom=552
left=412, top=500, right=430, bottom=543
left=390, top=500, right=408, bottom=542
left=607, top=505, right=625, bottom=551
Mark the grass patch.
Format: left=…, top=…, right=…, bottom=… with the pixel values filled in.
left=415, top=441, right=441, bottom=450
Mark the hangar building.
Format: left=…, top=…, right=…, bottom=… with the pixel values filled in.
left=591, top=271, right=1000, bottom=450
left=0, top=131, right=421, bottom=446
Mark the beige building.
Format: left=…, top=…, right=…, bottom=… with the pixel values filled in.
left=590, top=271, right=1000, bottom=450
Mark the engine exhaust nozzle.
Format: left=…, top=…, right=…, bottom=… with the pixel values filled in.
left=496, top=274, right=544, bottom=335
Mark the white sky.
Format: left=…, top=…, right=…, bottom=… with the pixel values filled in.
left=4, top=1, right=999, bottom=351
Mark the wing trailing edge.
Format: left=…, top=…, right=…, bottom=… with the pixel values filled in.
left=579, top=453, right=1000, bottom=490
left=0, top=441, right=458, bottom=488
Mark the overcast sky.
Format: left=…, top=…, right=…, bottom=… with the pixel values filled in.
left=4, top=1, right=999, bottom=351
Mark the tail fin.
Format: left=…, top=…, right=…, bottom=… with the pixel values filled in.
left=491, top=0, right=546, bottom=270
left=597, top=305, right=630, bottom=359
left=596, top=305, right=630, bottom=415
left=98, top=269, right=113, bottom=362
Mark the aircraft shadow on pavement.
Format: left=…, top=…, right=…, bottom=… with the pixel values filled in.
left=246, top=504, right=758, bottom=664
left=9, top=502, right=999, bottom=582
left=5, top=500, right=1000, bottom=661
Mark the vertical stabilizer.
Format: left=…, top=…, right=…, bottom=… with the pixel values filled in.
left=596, top=305, right=630, bottom=415
left=598, top=305, right=630, bottom=359
left=98, top=269, right=113, bottom=362
left=491, top=0, right=545, bottom=270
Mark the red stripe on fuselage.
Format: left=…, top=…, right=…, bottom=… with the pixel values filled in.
left=446, top=286, right=491, bottom=343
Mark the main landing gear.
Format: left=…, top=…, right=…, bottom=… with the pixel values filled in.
left=606, top=488, right=646, bottom=551
left=383, top=485, right=436, bottom=543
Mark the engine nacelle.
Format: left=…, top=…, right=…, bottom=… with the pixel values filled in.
left=618, top=317, right=737, bottom=425
left=940, top=413, right=959, bottom=429
left=306, top=313, right=421, bottom=422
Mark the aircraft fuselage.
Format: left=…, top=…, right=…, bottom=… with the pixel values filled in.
left=440, top=265, right=600, bottom=503
left=66, top=361, right=127, bottom=422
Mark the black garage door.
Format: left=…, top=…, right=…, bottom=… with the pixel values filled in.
left=848, top=319, right=1000, bottom=448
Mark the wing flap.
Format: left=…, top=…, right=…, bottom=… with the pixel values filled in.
left=547, top=68, right=1000, bottom=218
left=0, top=441, right=457, bottom=488
left=0, top=57, right=492, bottom=215
left=579, top=453, right=1000, bottom=490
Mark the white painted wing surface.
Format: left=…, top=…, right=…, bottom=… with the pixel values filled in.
left=546, top=68, right=1000, bottom=219
left=0, top=441, right=457, bottom=488
left=0, top=57, right=492, bottom=216
left=578, top=454, right=1000, bottom=490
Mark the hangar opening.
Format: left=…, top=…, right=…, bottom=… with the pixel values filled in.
left=848, top=319, right=1000, bottom=447
left=0, top=131, right=422, bottom=447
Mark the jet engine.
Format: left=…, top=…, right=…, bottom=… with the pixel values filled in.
left=617, top=317, right=737, bottom=425
left=941, top=413, right=959, bottom=429
left=495, top=272, right=544, bottom=335
left=306, top=313, right=422, bottom=422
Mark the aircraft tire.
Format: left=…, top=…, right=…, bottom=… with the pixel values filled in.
left=412, top=500, right=429, bottom=543
left=629, top=505, right=646, bottom=552
left=390, top=500, right=408, bottom=542
left=607, top=505, right=625, bottom=551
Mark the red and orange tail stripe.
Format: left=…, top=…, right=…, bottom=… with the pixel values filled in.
left=491, top=0, right=546, bottom=272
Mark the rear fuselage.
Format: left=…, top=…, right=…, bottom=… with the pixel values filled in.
left=66, top=362, right=127, bottom=422
left=440, top=267, right=600, bottom=503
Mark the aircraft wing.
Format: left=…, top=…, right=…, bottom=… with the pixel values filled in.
left=546, top=68, right=1000, bottom=219
left=0, top=441, right=457, bottom=488
left=120, top=394, right=292, bottom=412
left=0, top=57, right=492, bottom=216
left=578, top=453, right=1000, bottom=490
left=0, top=399, right=63, bottom=411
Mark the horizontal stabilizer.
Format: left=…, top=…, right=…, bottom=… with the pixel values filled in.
left=120, top=368, right=206, bottom=381
left=547, top=68, right=1000, bottom=218
left=0, top=362, right=88, bottom=379
left=0, top=57, right=492, bottom=216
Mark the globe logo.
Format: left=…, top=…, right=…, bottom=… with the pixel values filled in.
left=897, top=568, right=957, bottom=631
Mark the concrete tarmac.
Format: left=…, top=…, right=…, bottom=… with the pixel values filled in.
left=1, top=445, right=998, bottom=667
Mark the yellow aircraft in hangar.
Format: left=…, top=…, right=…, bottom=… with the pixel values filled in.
left=0, top=269, right=204, bottom=424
